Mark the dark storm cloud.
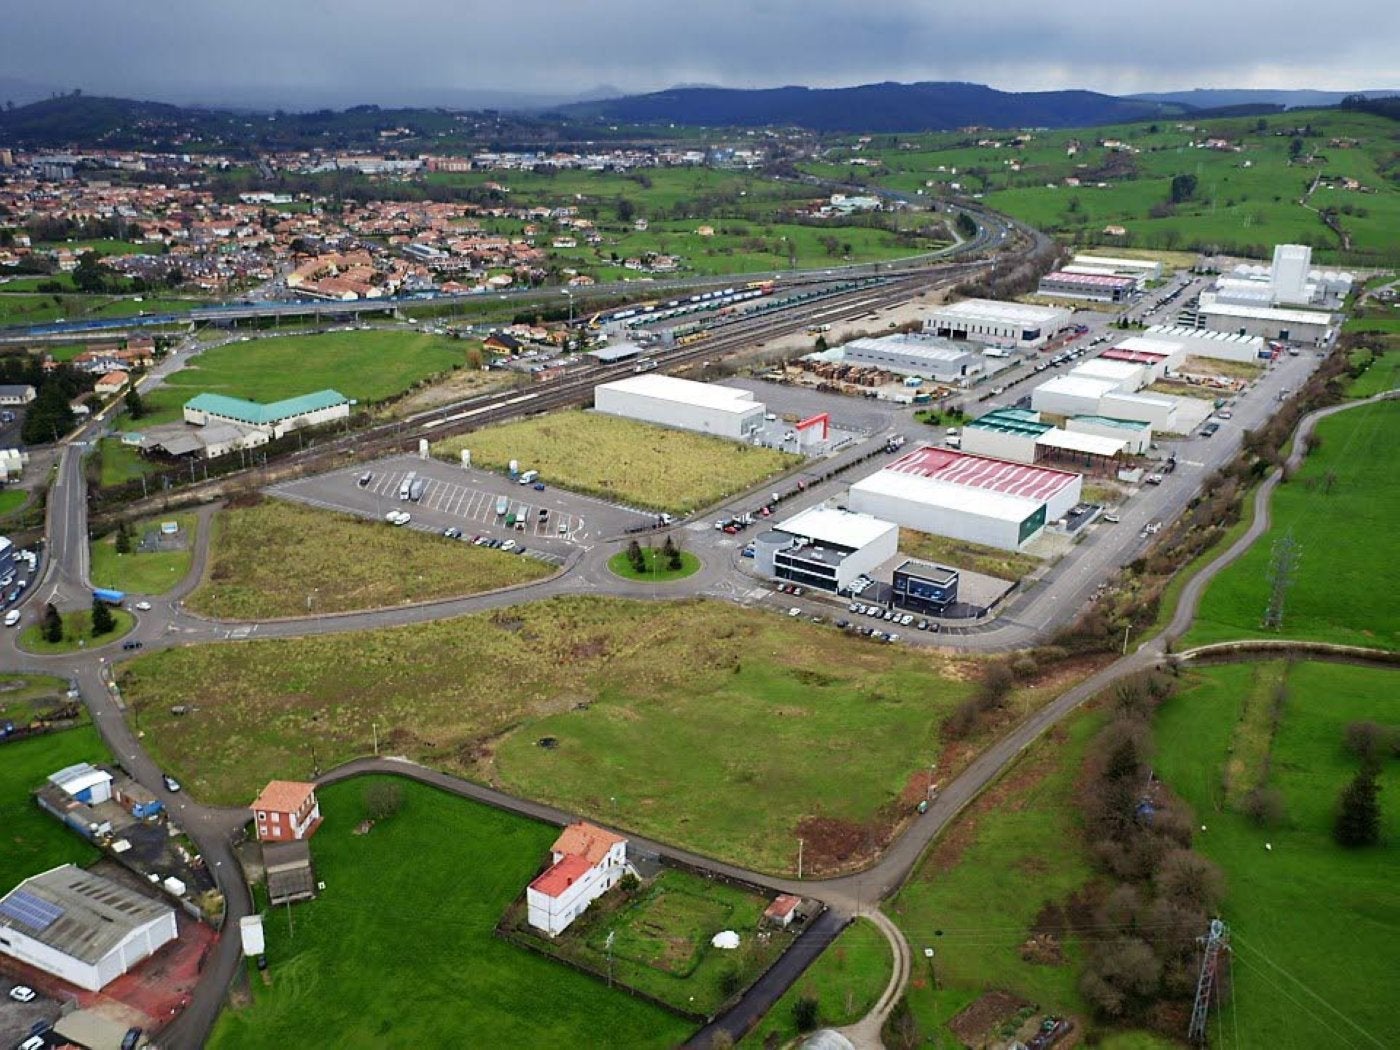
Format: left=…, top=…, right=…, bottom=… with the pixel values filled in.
left=6, top=1, right=1398, bottom=106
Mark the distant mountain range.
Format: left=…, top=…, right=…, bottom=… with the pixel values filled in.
left=1128, top=88, right=1400, bottom=109
left=556, top=81, right=1187, bottom=131
left=1, top=81, right=1396, bottom=149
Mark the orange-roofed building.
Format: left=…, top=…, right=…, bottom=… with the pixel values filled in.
left=526, top=822, right=629, bottom=936
left=251, top=780, right=322, bottom=843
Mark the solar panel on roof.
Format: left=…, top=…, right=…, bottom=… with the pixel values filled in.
left=0, top=890, right=65, bottom=931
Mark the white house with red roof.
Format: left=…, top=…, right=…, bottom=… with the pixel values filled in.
left=250, top=780, right=322, bottom=843
left=526, top=822, right=629, bottom=936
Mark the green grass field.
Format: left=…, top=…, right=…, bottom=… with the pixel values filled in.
left=822, top=110, right=1400, bottom=266
left=745, top=919, right=890, bottom=1046
left=1154, top=661, right=1400, bottom=1050
left=887, top=709, right=1104, bottom=1046
left=0, top=726, right=105, bottom=889
left=187, top=499, right=551, bottom=619
left=526, top=868, right=794, bottom=1015
left=115, top=330, right=466, bottom=430
left=19, top=607, right=135, bottom=653
left=0, top=674, right=75, bottom=728
left=209, top=776, right=691, bottom=1050
left=89, top=512, right=197, bottom=595
left=899, top=528, right=1042, bottom=582
left=1184, top=398, right=1400, bottom=650
left=435, top=410, right=801, bottom=514
left=96, top=438, right=157, bottom=486
left=119, top=596, right=975, bottom=873
left=0, top=488, right=27, bottom=516
left=606, top=546, right=701, bottom=582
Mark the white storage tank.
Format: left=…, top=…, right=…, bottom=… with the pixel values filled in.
left=752, top=531, right=790, bottom=577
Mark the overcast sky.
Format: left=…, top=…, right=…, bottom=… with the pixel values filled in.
left=6, top=1, right=1399, bottom=107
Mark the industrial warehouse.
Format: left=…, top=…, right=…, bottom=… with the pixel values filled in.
left=922, top=299, right=1072, bottom=351
left=848, top=445, right=1083, bottom=551
left=0, top=865, right=178, bottom=992
left=593, top=374, right=767, bottom=441
left=960, top=407, right=1132, bottom=471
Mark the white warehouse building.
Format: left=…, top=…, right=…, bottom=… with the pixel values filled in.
left=593, top=374, right=765, bottom=441
left=755, top=506, right=899, bottom=593
left=0, top=865, right=177, bottom=992
left=848, top=446, right=1082, bottom=551
left=1144, top=324, right=1265, bottom=364
left=924, top=299, right=1072, bottom=351
left=1196, top=296, right=1332, bottom=345
left=841, top=334, right=984, bottom=383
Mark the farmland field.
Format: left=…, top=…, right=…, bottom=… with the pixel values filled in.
left=114, top=329, right=467, bottom=429
left=89, top=512, right=197, bottom=594
left=187, top=499, right=552, bottom=619
left=118, top=596, right=986, bottom=873
left=435, top=410, right=801, bottom=513
left=1154, top=661, right=1400, bottom=1050
left=208, top=776, right=691, bottom=1049
left=1184, top=397, right=1400, bottom=650
left=0, top=726, right=105, bottom=889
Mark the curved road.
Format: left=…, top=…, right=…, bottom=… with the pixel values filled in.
left=5, top=275, right=1391, bottom=1046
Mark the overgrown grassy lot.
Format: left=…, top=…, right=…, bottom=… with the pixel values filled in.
left=114, top=329, right=466, bottom=429
left=0, top=674, right=76, bottom=729
left=89, top=512, right=197, bottom=594
left=0, top=727, right=105, bottom=889
left=0, top=488, right=26, bottom=516
left=119, top=597, right=980, bottom=873
left=1184, top=398, right=1400, bottom=650
left=1153, top=661, right=1400, bottom=1049
left=744, top=918, right=890, bottom=1046
left=19, top=607, right=134, bottom=653
left=899, top=528, right=1042, bottom=582
left=209, top=776, right=690, bottom=1049
left=187, top=499, right=551, bottom=619
left=435, top=410, right=801, bottom=513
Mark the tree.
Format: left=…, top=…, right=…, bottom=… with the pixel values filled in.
left=71, top=250, right=107, bottom=293
left=124, top=387, right=145, bottom=419
left=364, top=780, right=404, bottom=822
left=90, top=596, right=115, bottom=637
left=1080, top=937, right=1161, bottom=1018
left=792, top=994, right=820, bottom=1032
left=20, top=382, right=77, bottom=445
left=1261, top=528, right=1301, bottom=629
left=626, top=539, right=646, bottom=574
left=114, top=522, right=132, bottom=555
left=662, top=534, right=683, bottom=571
left=42, top=602, right=63, bottom=644
left=1289, top=136, right=1305, bottom=160
left=1333, top=768, right=1381, bottom=847
left=1169, top=174, right=1198, bottom=205
left=615, top=197, right=635, bottom=223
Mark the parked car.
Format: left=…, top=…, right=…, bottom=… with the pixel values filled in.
left=8, top=985, right=36, bottom=1003
left=121, top=640, right=143, bottom=651
left=357, top=472, right=373, bottom=487
left=3, top=610, right=19, bottom=628
left=1102, top=513, right=1121, bottom=524
left=788, top=607, right=801, bottom=617
left=162, top=774, right=181, bottom=793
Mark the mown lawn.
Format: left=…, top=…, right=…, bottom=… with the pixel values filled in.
left=186, top=499, right=551, bottom=619
left=114, top=329, right=466, bottom=430
left=1154, top=662, right=1400, bottom=1050
left=0, top=488, right=27, bottom=516
left=607, top=546, right=701, bottom=582
left=209, top=776, right=690, bottom=1050
left=19, top=608, right=135, bottom=653
left=744, top=919, right=890, bottom=1046
left=899, top=528, right=1042, bottom=582
left=1184, top=398, right=1400, bottom=650
left=119, top=596, right=976, bottom=873
left=0, top=726, right=105, bottom=889
left=89, top=512, right=197, bottom=595
left=436, top=409, right=801, bottom=513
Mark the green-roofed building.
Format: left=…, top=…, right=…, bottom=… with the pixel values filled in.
left=1066, top=414, right=1153, bottom=454
left=182, top=390, right=351, bottom=438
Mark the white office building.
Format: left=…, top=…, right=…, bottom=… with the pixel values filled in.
left=755, top=506, right=899, bottom=593
left=593, top=374, right=766, bottom=441
left=0, top=866, right=177, bottom=992
left=923, top=299, right=1072, bottom=351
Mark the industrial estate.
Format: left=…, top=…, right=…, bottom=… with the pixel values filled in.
left=0, top=54, right=1396, bottom=1050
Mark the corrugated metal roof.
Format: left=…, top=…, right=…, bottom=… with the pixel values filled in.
left=0, top=865, right=171, bottom=965
left=185, top=389, right=348, bottom=426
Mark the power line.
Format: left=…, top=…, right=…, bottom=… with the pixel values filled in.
left=1232, top=934, right=1387, bottom=1049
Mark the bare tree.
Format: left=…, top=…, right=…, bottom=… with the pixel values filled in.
left=1262, top=529, right=1301, bottom=630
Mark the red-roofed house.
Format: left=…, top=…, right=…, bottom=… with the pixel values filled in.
left=251, top=780, right=322, bottom=843
left=526, top=822, right=629, bottom=936
left=94, top=371, right=129, bottom=397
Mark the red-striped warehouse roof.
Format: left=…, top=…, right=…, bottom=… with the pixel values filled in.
left=1102, top=347, right=1169, bottom=364
left=882, top=446, right=1079, bottom=503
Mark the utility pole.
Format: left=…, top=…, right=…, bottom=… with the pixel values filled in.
left=797, top=838, right=804, bottom=879
left=372, top=722, right=379, bottom=756
left=1188, top=918, right=1230, bottom=1044
left=1122, top=623, right=1132, bottom=654
left=605, top=930, right=615, bottom=988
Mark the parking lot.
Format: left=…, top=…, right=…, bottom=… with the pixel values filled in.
left=271, top=454, right=658, bottom=556
left=0, top=975, right=63, bottom=1049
